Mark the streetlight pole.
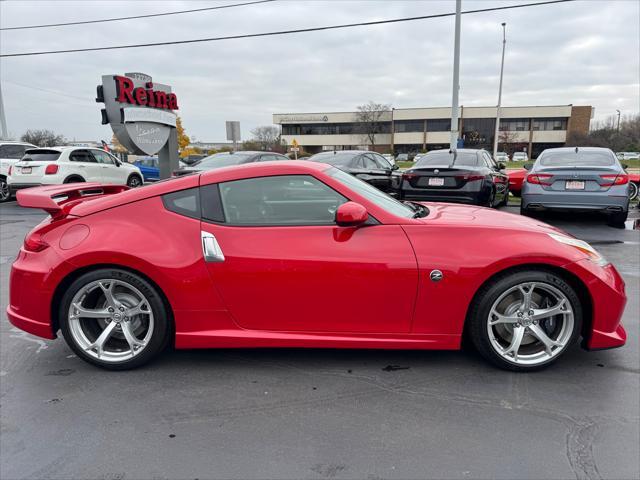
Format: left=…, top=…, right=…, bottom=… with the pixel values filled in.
left=449, top=0, right=462, bottom=151
left=616, top=109, right=621, bottom=133
left=0, top=81, right=8, bottom=140
left=492, top=22, right=507, bottom=160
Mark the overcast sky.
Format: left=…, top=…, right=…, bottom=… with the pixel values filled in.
left=1, top=0, right=638, bottom=143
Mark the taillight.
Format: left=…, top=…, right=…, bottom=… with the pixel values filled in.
left=402, top=172, right=416, bottom=180
left=23, top=231, right=49, bottom=252
left=7, top=165, right=12, bottom=176
left=600, top=174, right=628, bottom=186
left=455, top=174, right=484, bottom=181
left=526, top=173, right=553, bottom=185
left=45, top=164, right=59, bottom=175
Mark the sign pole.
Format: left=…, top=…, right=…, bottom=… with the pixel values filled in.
left=159, top=128, right=179, bottom=179
left=449, top=0, right=462, bottom=151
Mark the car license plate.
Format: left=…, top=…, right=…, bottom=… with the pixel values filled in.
left=428, top=177, right=445, bottom=186
left=565, top=180, right=585, bottom=190
left=21, top=166, right=32, bottom=174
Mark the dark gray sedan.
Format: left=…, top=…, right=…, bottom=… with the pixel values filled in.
left=521, top=147, right=630, bottom=227
left=174, top=151, right=288, bottom=176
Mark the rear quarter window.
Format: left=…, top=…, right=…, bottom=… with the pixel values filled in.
left=162, top=188, right=200, bottom=219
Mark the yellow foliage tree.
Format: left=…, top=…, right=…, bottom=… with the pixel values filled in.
left=176, top=116, right=190, bottom=154
left=110, top=134, right=128, bottom=154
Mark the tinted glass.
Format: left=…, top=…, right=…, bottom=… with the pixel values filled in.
left=0, top=145, right=28, bottom=159
left=416, top=151, right=479, bottom=167
left=21, top=149, right=62, bottom=162
left=371, top=153, right=392, bottom=169
left=92, top=150, right=116, bottom=164
left=162, top=188, right=200, bottom=219
left=219, top=175, right=347, bottom=225
left=308, top=152, right=357, bottom=167
left=192, top=153, right=253, bottom=169
left=539, top=151, right=616, bottom=167
left=200, top=184, right=225, bottom=222
left=327, top=167, right=414, bottom=219
left=69, top=150, right=97, bottom=163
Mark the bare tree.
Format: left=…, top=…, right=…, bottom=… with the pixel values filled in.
left=355, top=101, right=391, bottom=148
left=250, top=125, right=280, bottom=150
left=20, top=129, right=66, bottom=147
left=497, top=129, right=519, bottom=154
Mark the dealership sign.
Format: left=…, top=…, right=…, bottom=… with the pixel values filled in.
left=97, top=72, right=178, bottom=155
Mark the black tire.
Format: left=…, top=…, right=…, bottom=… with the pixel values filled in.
left=127, top=174, right=143, bottom=188
left=498, top=187, right=509, bottom=207
left=64, top=175, right=85, bottom=184
left=0, top=176, right=11, bottom=203
left=467, top=269, right=582, bottom=372
left=628, top=182, right=638, bottom=202
left=607, top=209, right=628, bottom=228
left=483, top=187, right=496, bottom=208
left=59, top=268, right=171, bottom=370
left=519, top=204, right=534, bottom=217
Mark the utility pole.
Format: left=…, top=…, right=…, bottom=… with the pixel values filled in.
left=449, top=0, right=462, bottom=151
left=616, top=109, right=621, bottom=133
left=492, top=23, right=507, bottom=160
left=0, top=81, right=8, bottom=140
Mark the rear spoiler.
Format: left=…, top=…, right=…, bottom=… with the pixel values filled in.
left=16, top=183, right=128, bottom=218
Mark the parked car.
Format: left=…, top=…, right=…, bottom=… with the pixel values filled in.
left=395, top=153, right=409, bottom=163
left=507, top=168, right=528, bottom=196
left=0, top=141, right=37, bottom=202
left=9, top=161, right=626, bottom=371
left=174, top=151, right=288, bottom=176
left=8, top=146, right=143, bottom=195
left=134, top=156, right=187, bottom=182
left=616, top=152, right=640, bottom=161
left=512, top=152, right=529, bottom=162
left=495, top=151, right=509, bottom=163
left=400, top=149, right=509, bottom=207
left=307, top=150, right=400, bottom=195
left=521, top=147, right=630, bottom=227
left=382, top=153, right=395, bottom=165
left=628, top=173, right=639, bottom=201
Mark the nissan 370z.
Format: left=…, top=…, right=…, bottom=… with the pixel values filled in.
left=7, top=161, right=626, bottom=371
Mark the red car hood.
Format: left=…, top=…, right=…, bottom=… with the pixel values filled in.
left=416, top=202, right=569, bottom=236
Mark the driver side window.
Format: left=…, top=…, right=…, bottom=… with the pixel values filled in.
left=69, top=150, right=97, bottom=163
left=217, top=175, right=347, bottom=225
left=92, top=150, right=116, bottom=165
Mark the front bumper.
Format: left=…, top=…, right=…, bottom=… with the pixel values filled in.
left=565, top=259, right=627, bottom=350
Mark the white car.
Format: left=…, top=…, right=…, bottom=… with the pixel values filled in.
left=382, top=153, right=395, bottom=165
left=616, top=152, right=640, bottom=161
left=0, top=141, right=37, bottom=202
left=8, top=146, right=143, bottom=196
left=512, top=152, right=528, bottom=162
left=494, top=151, right=509, bottom=163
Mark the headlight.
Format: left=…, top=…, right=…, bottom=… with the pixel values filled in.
left=548, top=233, right=609, bottom=266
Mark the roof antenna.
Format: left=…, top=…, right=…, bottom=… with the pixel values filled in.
left=575, top=146, right=579, bottom=153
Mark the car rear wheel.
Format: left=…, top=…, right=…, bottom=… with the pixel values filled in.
left=64, top=175, right=85, bottom=184
left=607, top=209, right=628, bottom=228
left=59, top=268, right=170, bottom=370
left=127, top=175, right=143, bottom=188
left=468, top=270, right=581, bottom=371
left=0, top=177, right=11, bottom=202
left=629, top=182, right=638, bottom=201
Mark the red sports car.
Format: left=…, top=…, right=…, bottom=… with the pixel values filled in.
left=7, top=161, right=626, bottom=371
left=507, top=168, right=527, bottom=196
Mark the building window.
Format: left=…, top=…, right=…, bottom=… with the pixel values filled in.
left=532, top=118, right=567, bottom=131
left=426, top=119, right=451, bottom=132
left=394, top=120, right=424, bottom=133
left=499, top=118, right=530, bottom=131
left=462, top=118, right=495, bottom=149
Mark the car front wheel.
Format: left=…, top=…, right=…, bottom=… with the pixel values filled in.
left=468, top=270, right=582, bottom=371
left=0, top=177, right=11, bottom=202
left=59, top=268, right=170, bottom=370
left=127, top=175, right=143, bottom=188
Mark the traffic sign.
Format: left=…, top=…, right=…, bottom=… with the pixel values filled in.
left=291, top=138, right=299, bottom=148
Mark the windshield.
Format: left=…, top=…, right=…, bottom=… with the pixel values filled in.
left=21, top=149, right=61, bottom=162
left=539, top=151, right=615, bottom=167
left=327, top=167, right=415, bottom=218
left=192, top=153, right=252, bottom=169
left=416, top=151, right=479, bottom=167
left=308, top=152, right=357, bottom=167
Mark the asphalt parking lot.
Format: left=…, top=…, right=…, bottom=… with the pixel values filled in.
left=1, top=200, right=638, bottom=480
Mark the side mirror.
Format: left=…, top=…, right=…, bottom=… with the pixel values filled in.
left=622, top=163, right=629, bottom=170
left=391, top=164, right=399, bottom=171
left=498, top=162, right=506, bottom=170
left=335, top=202, right=368, bottom=227
left=115, top=159, right=121, bottom=167
left=524, top=162, right=533, bottom=171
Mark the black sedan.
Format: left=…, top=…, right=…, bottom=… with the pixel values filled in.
left=307, top=150, right=400, bottom=195
left=174, top=151, right=288, bottom=176
left=400, top=149, right=509, bottom=207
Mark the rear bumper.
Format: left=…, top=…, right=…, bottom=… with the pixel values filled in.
left=401, top=188, right=483, bottom=204
left=522, top=187, right=630, bottom=212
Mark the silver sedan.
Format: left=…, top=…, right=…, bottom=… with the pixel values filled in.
left=521, top=147, right=630, bottom=227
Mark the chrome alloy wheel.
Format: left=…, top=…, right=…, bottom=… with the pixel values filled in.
left=0, top=178, right=10, bottom=202
left=486, top=282, right=574, bottom=366
left=67, top=279, right=154, bottom=363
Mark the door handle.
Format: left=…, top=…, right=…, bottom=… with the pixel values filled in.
left=201, top=231, right=225, bottom=262
left=78, top=165, right=86, bottom=168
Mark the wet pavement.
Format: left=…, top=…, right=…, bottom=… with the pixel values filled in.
left=1, top=200, right=638, bottom=480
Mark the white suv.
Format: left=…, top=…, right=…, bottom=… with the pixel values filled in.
left=0, top=141, right=37, bottom=202
left=8, top=146, right=143, bottom=196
